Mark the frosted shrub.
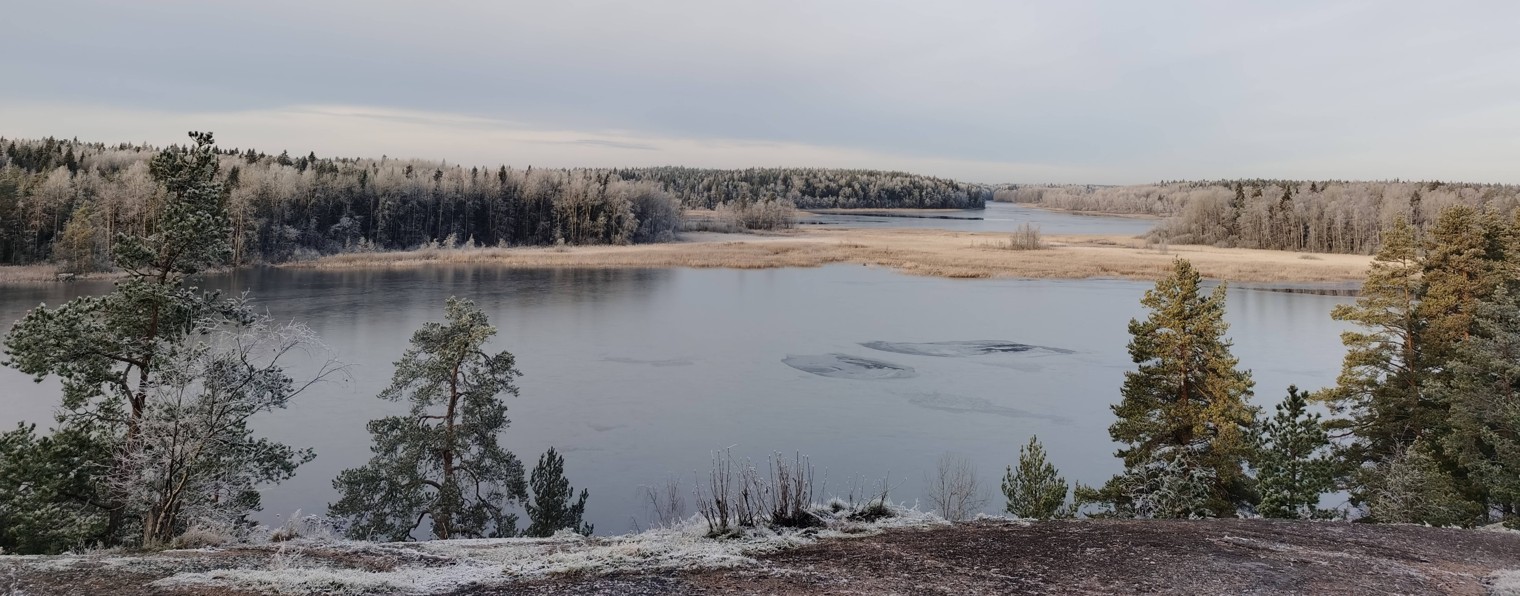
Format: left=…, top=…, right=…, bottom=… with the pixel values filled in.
left=695, top=451, right=892, bottom=537
left=926, top=453, right=987, bottom=522
left=1005, top=223, right=1043, bottom=250
left=170, top=526, right=234, bottom=549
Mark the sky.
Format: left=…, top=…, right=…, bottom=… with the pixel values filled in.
left=2, top=1, right=1518, bottom=184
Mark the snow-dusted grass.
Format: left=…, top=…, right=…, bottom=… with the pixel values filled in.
left=146, top=504, right=947, bottom=595
left=1491, top=569, right=1520, bottom=596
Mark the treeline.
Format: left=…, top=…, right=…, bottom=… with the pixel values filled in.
left=631, top=166, right=988, bottom=210
left=997, top=180, right=1520, bottom=254
left=0, top=136, right=986, bottom=269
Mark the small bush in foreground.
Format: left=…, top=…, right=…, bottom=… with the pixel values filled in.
left=1002, top=436, right=1070, bottom=520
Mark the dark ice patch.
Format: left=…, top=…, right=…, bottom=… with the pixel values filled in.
left=604, top=356, right=695, bottom=367
left=782, top=353, right=917, bottom=380
left=861, top=340, right=1071, bottom=358
left=906, top=392, right=1071, bottom=424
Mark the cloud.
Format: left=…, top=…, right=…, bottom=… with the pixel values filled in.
left=3, top=1, right=1520, bottom=183
left=0, top=101, right=1094, bottom=182
left=537, top=139, right=661, bottom=152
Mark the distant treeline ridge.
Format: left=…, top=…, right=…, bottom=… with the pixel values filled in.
left=997, top=180, right=1520, bottom=254
left=0, top=136, right=989, bottom=267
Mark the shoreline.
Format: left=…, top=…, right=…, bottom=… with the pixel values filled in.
left=989, top=199, right=1166, bottom=220
left=290, top=228, right=1372, bottom=284
left=0, top=228, right=1373, bottom=285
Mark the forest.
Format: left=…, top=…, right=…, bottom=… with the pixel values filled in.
left=0, top=136, right=989, bottom=269
left=1, top=133, right=1518, bottom=556
left=998, top=180, right=1520, bottom=254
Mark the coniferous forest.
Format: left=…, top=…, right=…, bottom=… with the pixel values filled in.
left=0, top=136, right=989, bottom=268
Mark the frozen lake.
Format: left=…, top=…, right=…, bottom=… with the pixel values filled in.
left=0, top=263, right=1354, bottom=534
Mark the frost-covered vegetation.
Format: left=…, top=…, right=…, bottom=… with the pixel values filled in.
left=998, top=180, right=1520, bottom=254
left=1075, top=220, right=1520, bottom=527
left=132, top=504, right=941, bottom=595
left=0, top=136, right=987, bottom=267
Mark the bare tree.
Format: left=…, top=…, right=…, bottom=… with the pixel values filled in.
left=924, top=453, right=987, bottom=522
left=642, top=475, right=687, bottom=528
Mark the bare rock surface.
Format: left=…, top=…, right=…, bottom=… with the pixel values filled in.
left=4, top=520, right=1518, bottom=595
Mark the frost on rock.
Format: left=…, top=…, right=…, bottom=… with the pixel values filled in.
left=1491, top=569, right=1520, bottom=596
left=146, top=505, right=946, bottom=595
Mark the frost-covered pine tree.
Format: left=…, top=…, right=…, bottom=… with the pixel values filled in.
left=1365, top=442, right=1482, bottom=527
left=1081, top=258, right=1258, bottom=518
left=330, top=297, right=527, bottom=541
left=524, top=447, right=592, bottom=537
left=1001, top=436, right=1069, bottom=519
left=1253, top=386, right=1333, bottom=519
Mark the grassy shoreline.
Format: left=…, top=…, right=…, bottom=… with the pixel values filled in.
left=292, top=228, right=1372, bottom=283
left=0, top=228, right=1372, bottom=285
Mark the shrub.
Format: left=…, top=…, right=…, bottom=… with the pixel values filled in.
left=1006, top=223, right=1043, bottom=250
left=926, top=453, right=987, bottom=522
left=170, top=526, right=233, bottom=549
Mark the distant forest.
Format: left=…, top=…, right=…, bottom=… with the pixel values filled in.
left=997, top=180, right=1520, bottom=254
left=0, top=137, right=989, bottom=267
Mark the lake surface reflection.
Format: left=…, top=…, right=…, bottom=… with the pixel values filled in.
left=803, top=201, right=1157, bottom=236
left=0, top=264, right=1354, bottom=534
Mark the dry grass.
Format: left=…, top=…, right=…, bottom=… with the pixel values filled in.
left=296, top=228, right=1372, bottom=283
left=0, top=264, right=63, bottom=283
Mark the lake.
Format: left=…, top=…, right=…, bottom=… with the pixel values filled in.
left=0, top=262, right=1355, bottom=535
left=802, top=201, right=1157, bottom=236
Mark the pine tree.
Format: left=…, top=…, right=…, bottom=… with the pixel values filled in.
left=0, top=421, right=114, bottom=554
left=1429, top=287, right=1520, bottom=526
left=330, top=297, right=527, bottom=541
left=1419, top=206, right=1507, bottom=364
left=1087, top=259, right=1258, bottom=517
left=1319, top=217, right=1429, bottom=472
left=524, top=447, right=592, bottom=537
left=1365, top=442, right=1483, bottom=527
left=1001, top=435, right=1069, bottom=519
left=1254, top=386, right=1334, bottom=519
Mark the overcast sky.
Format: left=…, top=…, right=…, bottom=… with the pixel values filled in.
left=3, top=1, right=1518, bottom=183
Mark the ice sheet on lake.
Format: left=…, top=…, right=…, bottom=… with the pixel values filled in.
left=860, top=340, right=1071, bottom=358
left=782, top=353, right=917, bottom=379
left=905, top=392, right=1071, bottom=424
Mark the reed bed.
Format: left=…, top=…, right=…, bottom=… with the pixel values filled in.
left=296, top=228, right=1372, bottom=283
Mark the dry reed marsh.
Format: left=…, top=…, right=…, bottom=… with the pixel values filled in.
left=297, top=228, right=1373, bottom=283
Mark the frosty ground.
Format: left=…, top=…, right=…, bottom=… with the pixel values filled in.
left=4, top=516, right=1519, bottom=595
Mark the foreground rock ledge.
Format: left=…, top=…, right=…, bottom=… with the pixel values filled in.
left=5, top=519, right=1519, bottom=595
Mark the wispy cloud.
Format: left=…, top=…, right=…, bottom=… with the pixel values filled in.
left=3, top=1, right=1519, bottom=182
left=534, top=139, right=661, bottom=151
